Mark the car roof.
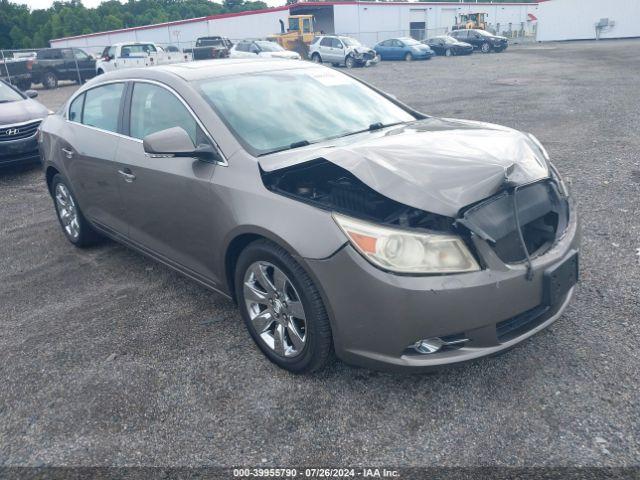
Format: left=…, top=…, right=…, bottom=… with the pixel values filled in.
left=95, top=58, right=321, bottom=83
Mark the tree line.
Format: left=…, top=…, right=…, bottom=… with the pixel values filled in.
left=0, top=0, right=268, bottom=50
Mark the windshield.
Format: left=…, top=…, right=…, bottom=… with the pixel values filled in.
left=342, top=38, right=361, bottom=47
left=256, top=41, right=284, bottom=52
left=401, top=38, right=421, bottom=46
left=0, top=81, right=24, bottom=103
left=195, top=68, right=415, bottom=156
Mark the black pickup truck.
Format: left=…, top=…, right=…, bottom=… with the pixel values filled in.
left=0, top=53, right=34, bottom=91
left=31, top=47, right=96, bottom=89
left=185, top=37, right=232, bottom=60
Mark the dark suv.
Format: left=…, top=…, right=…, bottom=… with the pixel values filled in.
left=31, top=48, right=96, bottom=89
left=449, top=29, right=508, bottom=53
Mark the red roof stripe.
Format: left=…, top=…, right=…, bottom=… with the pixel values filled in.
left=51, top=5, right=290, bottom=42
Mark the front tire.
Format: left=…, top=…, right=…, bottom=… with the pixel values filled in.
left=235, top=240, right=333, bottom=373
left=51, top=174, right=100, bottom=247
left=43, top=70, right=58, bottom=89
left=345, top=55, right=355, bottom=69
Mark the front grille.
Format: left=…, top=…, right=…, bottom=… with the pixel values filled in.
left=460, top=180, right=569, bottom=264
left=0, top=120, right=41, bottom=142
left=496, top=305, right=549, bottom=343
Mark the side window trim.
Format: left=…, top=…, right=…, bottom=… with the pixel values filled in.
left=123, top=79, right=227, bottom=166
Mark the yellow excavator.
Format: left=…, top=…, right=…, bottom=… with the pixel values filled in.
left=268, top=15, right=316, bottom=58
left=453, top=12, right=488, bottom=31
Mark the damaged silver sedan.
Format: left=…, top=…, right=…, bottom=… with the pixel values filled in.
left=38, top=59, right=579, bottom=373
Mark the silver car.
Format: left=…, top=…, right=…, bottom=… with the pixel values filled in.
left=309, top=35, right=378, bottom=68
left=38, top=59, right=579, bottom=373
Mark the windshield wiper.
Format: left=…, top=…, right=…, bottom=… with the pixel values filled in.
left=258, top=122, right=406, bottom=156
left=259, top=139, right=311, bottom=156
left=332, top=121, right=406, bottom=140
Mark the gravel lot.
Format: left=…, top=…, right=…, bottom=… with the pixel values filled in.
left=1, top=40, right=639, bottom=468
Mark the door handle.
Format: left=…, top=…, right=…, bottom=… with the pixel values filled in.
left=117, top=169, right=136, bottom=182
left=61, top=147, right=74, bottom=159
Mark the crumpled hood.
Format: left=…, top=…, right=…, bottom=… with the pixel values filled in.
left=350, top=46, right=375, bottom=56
left=260, top=117, right=549, bottom=217
left=0, top=99, right=49, bottom=126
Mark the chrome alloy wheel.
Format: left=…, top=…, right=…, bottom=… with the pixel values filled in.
left=55, top=183, right=80, bottom=240
left=243, top=261, right=307, bottom=358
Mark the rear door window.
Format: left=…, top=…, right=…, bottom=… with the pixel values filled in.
left=82, top=83, right=125, bottom=133
left=320, top=37, right=332, bottom=48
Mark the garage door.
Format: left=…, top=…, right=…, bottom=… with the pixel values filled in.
left=410, top=9, right=427, bottom=40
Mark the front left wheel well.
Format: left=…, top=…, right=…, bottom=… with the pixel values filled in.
left=225, top=233, right=264, bottom=303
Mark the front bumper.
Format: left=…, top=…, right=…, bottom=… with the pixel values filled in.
left=414, top=50, right=434, bottom=59
left=305, top=203, right=579, bottom=372
left=354, top=51, right=379, bottom=67
left=494, top=41, right=508, bottom=51
left=0, top=135, right=40, bottom=167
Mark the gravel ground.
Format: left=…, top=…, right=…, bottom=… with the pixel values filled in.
left=1, top=40, right=639, bottom=468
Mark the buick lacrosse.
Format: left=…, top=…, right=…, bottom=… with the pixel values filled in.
left=38, top=59, right=579, bottom=373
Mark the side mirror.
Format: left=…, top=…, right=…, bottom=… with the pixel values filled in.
left=25, top=90, right=38, bottom=98
left=143, top=127, right=222, bottom=163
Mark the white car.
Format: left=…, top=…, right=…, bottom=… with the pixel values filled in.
left=229, top=40, right=301, bottom=60
left=96, top=42, right=192, bottom=74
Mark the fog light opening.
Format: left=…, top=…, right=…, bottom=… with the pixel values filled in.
left=412, top=336, right=469, bottom=355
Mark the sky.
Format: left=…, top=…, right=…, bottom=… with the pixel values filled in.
left=14, top=0, right=285, bottom=9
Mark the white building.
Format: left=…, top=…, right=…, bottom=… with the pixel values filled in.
left=536, top=0, right=640, bottom=41
left=50, top=1, right=540, bottom=53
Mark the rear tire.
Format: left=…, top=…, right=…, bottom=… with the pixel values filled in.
left=480, top=42, right=491, bottom=53
left=235, top=239, right=333, bottom=374
left=43, top=70, right=58, bottom=89
left=311, top=53, right=322, bottom=64
left=404, top=52, right=413, bottom=62
left=445, top=48, right=453, bottom=57
left=51, top=174, right=101, bottom=247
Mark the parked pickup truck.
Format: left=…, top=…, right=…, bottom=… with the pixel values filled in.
left=96, top=42, right=192, bottom=74
left=185, top=37, right=232, bottom=60
left=31, top=47, right=96, bottom=89
left=0, top=54, right=34, bottom=91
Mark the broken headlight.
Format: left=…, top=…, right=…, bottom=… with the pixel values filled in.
left=333, top=213, right=480, bottom=274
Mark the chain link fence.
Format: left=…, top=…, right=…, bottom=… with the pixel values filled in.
left=1, top=23, right=537, bottom=91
